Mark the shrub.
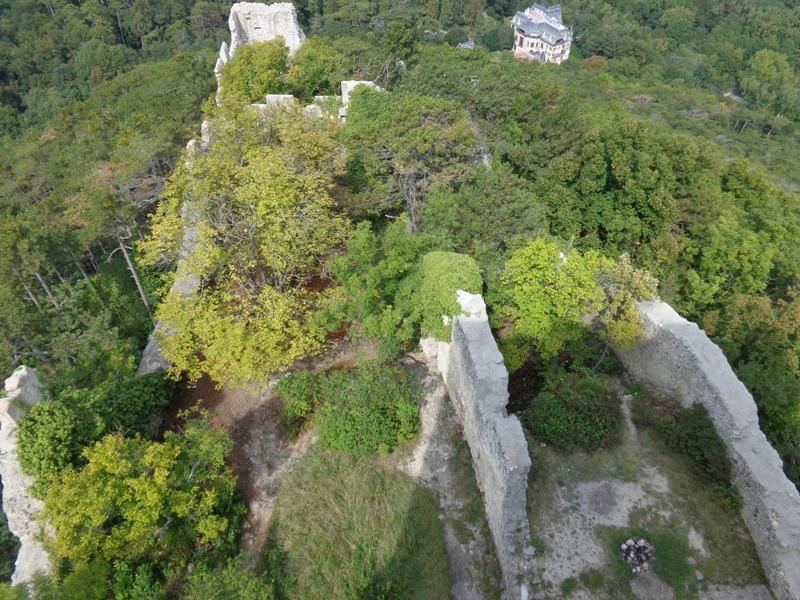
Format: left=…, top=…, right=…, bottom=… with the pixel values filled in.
left=414, top=251, right=483, bottom=341
left=275, top=371, right=318, bottom=421
left=185, top=555, right=277, bottom=600
left=521, top=370, right=622, bottom=452
left=275, top=371, right=320, bottom=437
left=17, top=401, right=102, bottom=494
left=316, top=361, right=419, bottom=457
left=17, top=373, right=174, bottom=493
left=219, top=39, right=289, bottom=103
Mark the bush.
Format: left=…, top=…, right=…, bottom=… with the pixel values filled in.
left=219, top=39, right=289, bottom=103
left=185, top=555, right=277, bottom=600
left=275, top=371, right=319, bottom=422
left=275, top=371, right=320, bottom=437
left=17, top=373, right=174, bottom=493
left=521, top=370, right=622, bottom=452
left=316, top=362, right=419, bottom=457
left=17, top=401, right=101, bottom=493
left=415, top=251, right=483, bottom=341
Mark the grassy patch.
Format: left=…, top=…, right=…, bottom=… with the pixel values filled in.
left=631, top=390, right=740, bottom=507
left=599, top=526, right=696, bottom=599
left=579, top=569, right=605, bottom=590
left=273, top=445, right=451, bottom=599
left=560, top=577, right=579, bottom=596
left=636, top=429, right=766, bottom=586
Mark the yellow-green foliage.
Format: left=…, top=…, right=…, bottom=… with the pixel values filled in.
left=41, top=416, right=241, bottom=565
left=502, top=239, right=656, bottom=358
left=142, top=104, right=350, bottom=387
left=416, top=251, right=482, bottom=341
left=156, top=286, right=320, bottom=388
left=219, top=39, right=289, bottom=104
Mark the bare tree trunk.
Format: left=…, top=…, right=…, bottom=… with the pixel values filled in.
left=116, top=9, right=127, bottom=46
left=71, top=252, right=91, bottom=283
left=404, top=172, right=418, bottom=233
left=117, top=234, right=154, bottom=323
left=88, top=247, right=100, bottom=273
left=72, top=251, right=107, bottom=307
left=35, top=271, right=58, bottom=308
left=19, top=277, right=41, bottom=309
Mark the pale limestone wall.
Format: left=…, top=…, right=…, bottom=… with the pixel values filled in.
left=138, top=138, right=203, bottom=375
left=0, top=367, right=51, bottom=584
left=214, top=3, right=306, bottom=83
left=228, top=2, right=305, bottom=56
left=616, top=301, right=800, bottom=600
left=434, top=291, right=535, bottom=600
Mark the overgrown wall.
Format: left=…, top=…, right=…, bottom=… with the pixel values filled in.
left=616, top=300, right=800, bottom=600
left=435, top=291, right=535, bottom=600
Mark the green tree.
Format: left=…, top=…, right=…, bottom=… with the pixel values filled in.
left=286, top=36, right=347, bottom=102
left=501, top=239, right=656, bottom=358
left=414, top=251, right=482, bottom=341
left=345, top=87, right=478, bottom=231
left=41, top=415, right=242, bottom=565
left=220, top=39, right=289, bottom=104
left=143, top=104, right=350, bottom=386
left=739, top=49, right=798, bottom=114
left=323, top=219, right=451, bottom=356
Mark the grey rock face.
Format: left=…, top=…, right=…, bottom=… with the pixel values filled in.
left=0, top=367, right=51, bottom=584
left=616, top=301, right=800, bottom=600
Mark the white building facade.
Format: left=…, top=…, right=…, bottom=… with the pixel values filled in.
left=511, top=3, right=573, bottom=65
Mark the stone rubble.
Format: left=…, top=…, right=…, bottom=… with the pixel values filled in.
left=620, top=537, right=656, bottom=573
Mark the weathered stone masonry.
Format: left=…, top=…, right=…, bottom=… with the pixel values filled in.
left=432, top=291, right=535, bottom=600
left=0, top=366, right=51, bottom=584
left=616, top=301, right=800, bottom=600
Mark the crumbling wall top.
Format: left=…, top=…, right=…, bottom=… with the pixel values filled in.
left=228, top=2, right=306, bottom=57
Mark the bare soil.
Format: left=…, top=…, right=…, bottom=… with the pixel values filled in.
left=170, top=338, right=367, bottom=556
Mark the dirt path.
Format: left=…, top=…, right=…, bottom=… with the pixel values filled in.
left=178, top=340, right=364, bottom=556
left=396, top=352, right=502, bottom=600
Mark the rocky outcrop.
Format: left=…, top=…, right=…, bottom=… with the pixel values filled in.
left=616, top=301, right=800, bottom=600
left=138, top=136, right=205, bottom=375
left=215, top=2, right=306, bottom=80
left=229, top=2, right=305, bottom=56
left=0, top=367, right=50, bottom=584
left=426, top=291, right=535, bottom=600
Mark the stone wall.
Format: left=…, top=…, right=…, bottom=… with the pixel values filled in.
left=0, top=367, right=51, bottom=584
left=215, top=2, right=305, bottom=79
left=431, top=291, right=535, bottom=600
left=616, top=301, right=800, bottom=600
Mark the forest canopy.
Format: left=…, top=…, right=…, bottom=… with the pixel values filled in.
left=2, top=0, right=800, bottom=595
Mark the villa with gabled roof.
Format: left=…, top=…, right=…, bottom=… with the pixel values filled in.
left=511, top=2, right=573, bottom=65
